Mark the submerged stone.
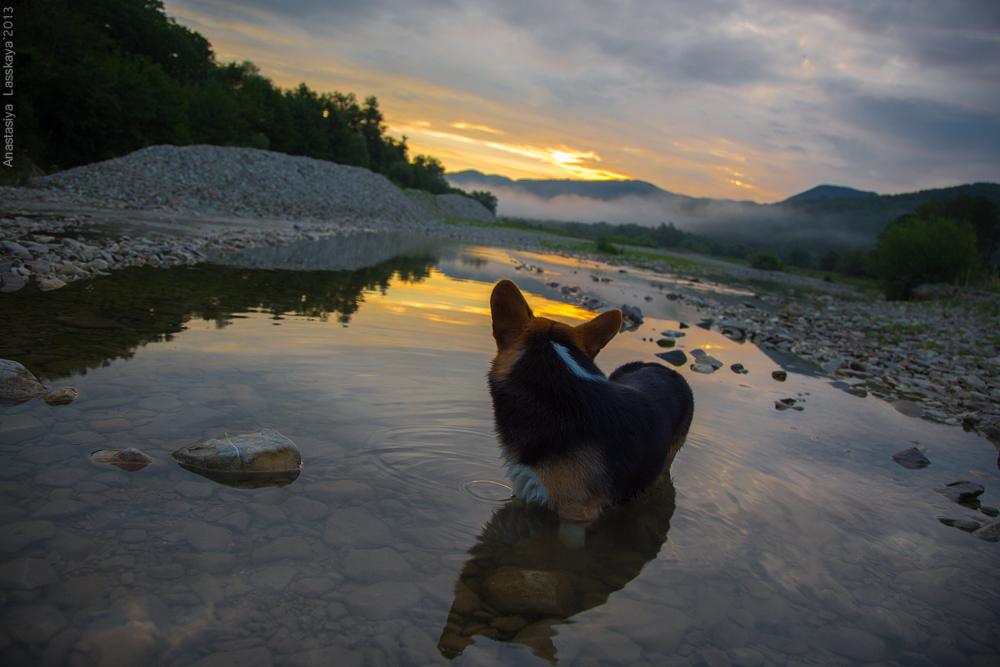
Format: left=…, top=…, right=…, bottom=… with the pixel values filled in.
left=90, top=448, right=154, bottom=472
left=173, top=428, right=300, bottom=472
left=891, top=400, right=924, bottom=418
left=933, top=481, right=985, bottom=504
left=972, top=520, right=1000, bottom=541
left=482, top=567, right=575, bottom=618
left=890, top=447, right=930, bottom=469
left=771, top=370, right=788, bottom=382
left=620, top=304, right=643, bottom=331
left=39, top=387, right=78, bottom=406
left=173, top=428, right=301, bottom=488
left=938, top=518, right=981, bottom=533
left=0, top=359, right=45, bottom=405
left=655, top=350, right=688, bottom=367
left=38, top=278, right=66, bottom=291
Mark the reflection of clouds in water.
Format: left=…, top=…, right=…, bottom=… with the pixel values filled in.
left=438, top=477, right=676, bottom=663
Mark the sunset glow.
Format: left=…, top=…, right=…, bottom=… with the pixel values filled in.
left=163, top=0, right=998, bottom=201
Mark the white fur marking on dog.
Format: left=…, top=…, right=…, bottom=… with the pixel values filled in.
left=505, top=462, right=552, bottom=507
left=551, top=342, right=606, bottom=381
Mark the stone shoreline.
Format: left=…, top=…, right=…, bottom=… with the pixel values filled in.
left=664, top=284, right=1000, bottom=449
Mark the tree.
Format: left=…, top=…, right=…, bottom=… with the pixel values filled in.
left=749, top=251, right=784, bottom=271
left=786, top=246, right=812, bottom=268
left=908, top=194, right=1000, bottom=265
left=468, top=190, right=498, bottom=214
left=835, top=248, right=871, bottom=277
left=870, top=216, right=980, bottom=300
left=818, top=250, right=840, bottom=272
left=410, top=155, right=451, bottom=194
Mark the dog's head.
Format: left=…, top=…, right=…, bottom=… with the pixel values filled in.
left=489, top=279, right=622, bottom=373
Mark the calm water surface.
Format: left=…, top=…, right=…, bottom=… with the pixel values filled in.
left=0, top=240, right=997, bottom=667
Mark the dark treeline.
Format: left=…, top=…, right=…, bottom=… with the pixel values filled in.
left=8, top=0, right=493, bottom=205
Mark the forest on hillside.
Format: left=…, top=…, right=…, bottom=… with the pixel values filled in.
left=4, top=0, right=472, bottom=198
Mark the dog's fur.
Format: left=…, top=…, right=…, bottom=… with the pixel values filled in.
left=488, top=279, right=694, bottom=523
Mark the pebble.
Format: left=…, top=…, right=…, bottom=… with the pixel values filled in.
left=250, top=536, right=312, bottom=565
left=891, top=447, right=931, bottom=469
left=0, top=359, right=45, bottom=404
left=35, top=467, right=91, bottom=487
left=481, top=568, right=575, bottom=617
left=176, top=481, right=215, bottom=499
left=282, top=495, right=329, bottom=521
left=3, top=520, right=56, bottom=552
left=0, top=557, right=58, bottom=590
left=343, top=548, right=413, bottom=582
left=323, top=507, right=394, bottom=548
left=973, top=520, right=1000, bottom=541
left=814, top=625, right=886, bottom=662
left=250, top=565, right=298, bottom=594
left=656, top=350, right=688, bottom=367
left=727, top=647, right=765, bottom=667
left=933, top=481, right=985, bottom=504
left=0, top=604, right=68, bottom=644
left=184, top=523, right=233, bottom=552
left=293, top=577, right=337, bottom=598
left=30, top=499, right=91, bottom=520
left=346, top=581, right=421, bottom=620
left=147, top=564, right=185, bottom=580
left=0, top=414, right=47, bottom=444
left=285, top=646, right=362, bottom=667
left=173, top=552, right=237, bottom=574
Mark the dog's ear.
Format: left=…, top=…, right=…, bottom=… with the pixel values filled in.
left=491, top=280, right=533, bottom=350
left=575, top=309, right=622, bottom=358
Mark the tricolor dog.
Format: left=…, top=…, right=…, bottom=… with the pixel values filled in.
left=488, top=279, right=694, bottom=524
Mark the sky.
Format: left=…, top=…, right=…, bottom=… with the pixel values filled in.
left=163, top=0, right=1000, bottom=203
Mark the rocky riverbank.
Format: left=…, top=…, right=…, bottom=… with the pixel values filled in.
left=661, top=285, right=1000, bottom=451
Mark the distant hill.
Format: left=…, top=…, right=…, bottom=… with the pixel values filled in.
left=446, top=171, right=679, bottom=202
left=783, top=185, right=879, bottom=202
left=445, top=171, right=1000, bottom=255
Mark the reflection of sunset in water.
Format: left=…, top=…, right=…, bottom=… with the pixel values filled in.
left=0, top=242, right=996, bottom=667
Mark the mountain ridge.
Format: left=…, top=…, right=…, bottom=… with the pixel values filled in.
left=445, top=170, right=1000, bottom=254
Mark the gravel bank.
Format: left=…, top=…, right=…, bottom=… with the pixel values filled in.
left=663, top=286, right=1000, bottom=450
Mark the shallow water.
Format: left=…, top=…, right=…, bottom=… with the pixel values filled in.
left=0, top=239, right=998, bottom=667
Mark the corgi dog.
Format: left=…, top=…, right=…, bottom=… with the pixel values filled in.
left=488, top=279, right=694, bottom=524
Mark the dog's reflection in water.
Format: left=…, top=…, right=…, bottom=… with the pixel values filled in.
left=437, top=476, right=676, bottom=663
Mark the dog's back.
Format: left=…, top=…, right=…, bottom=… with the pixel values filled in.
left=488, top=280, right=694, bottom=523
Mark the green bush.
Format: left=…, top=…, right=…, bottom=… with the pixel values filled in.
left=723, top=243, right=751, bottom=259
left=468, top=190, right=498, bottom=214
left=818, top=250, right=840, bottom=272
left=786, top=246, right=812, bottom=268
left=749, top=251, right=785, bottom=271
left=871, top=216, right=980, bottom=300
left=594, top=236, right=622, bottom=255
left=835, top=248, right=871, bottom=277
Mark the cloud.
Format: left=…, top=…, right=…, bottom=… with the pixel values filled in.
left=164, top=0, right=1000, bottom=200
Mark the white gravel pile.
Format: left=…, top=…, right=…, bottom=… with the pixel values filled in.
left=405, top=191, right=496, bottom=224
left=27, top=144, right=482, bottom=226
